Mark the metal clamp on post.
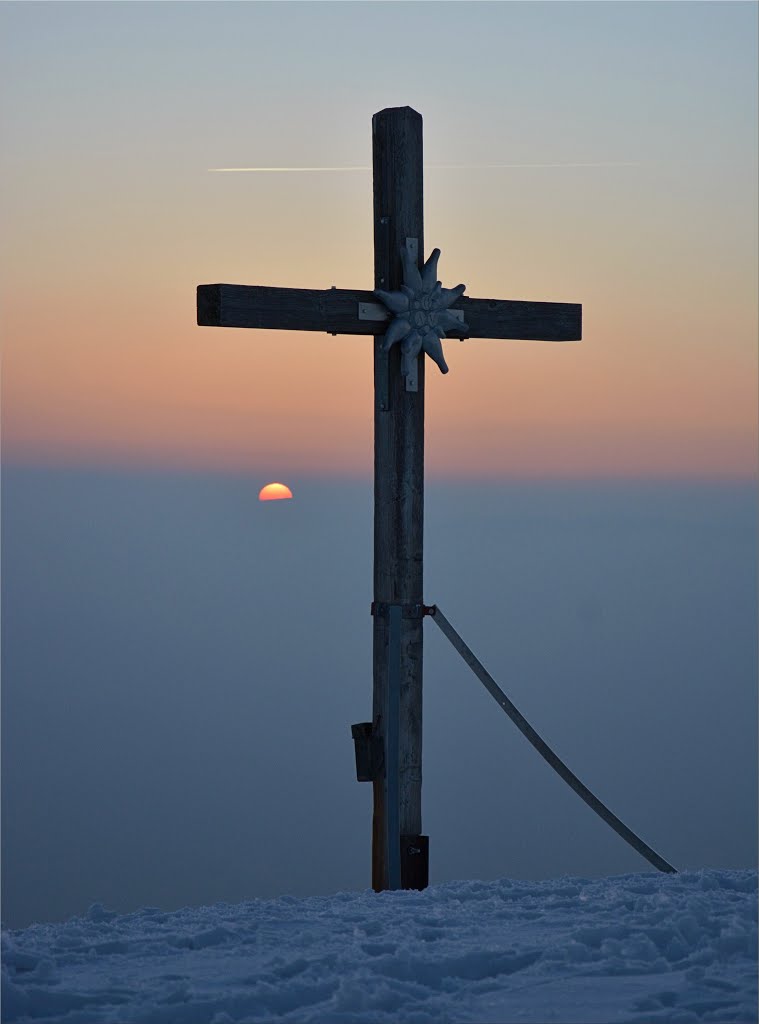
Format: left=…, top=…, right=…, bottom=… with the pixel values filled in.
left=371, top=602, right=436, bottom=619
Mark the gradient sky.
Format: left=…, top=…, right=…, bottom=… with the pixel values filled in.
left=2, top=3, right=757, bottom=929
left=1, top=1, right=757, bottom=479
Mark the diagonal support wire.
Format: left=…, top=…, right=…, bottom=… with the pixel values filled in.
left=429, top=605, right=677, bottom=874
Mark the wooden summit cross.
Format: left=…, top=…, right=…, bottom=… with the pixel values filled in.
left=197, top=106, right=581, bottom=894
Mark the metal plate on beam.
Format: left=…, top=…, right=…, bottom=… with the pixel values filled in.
left=402, top=350, right=419, bottom=392
left=359, top=301, right=391, bottom=322
left=376, top=336, right=390, bottom=412
left=359, top=302, right=466, bottom=324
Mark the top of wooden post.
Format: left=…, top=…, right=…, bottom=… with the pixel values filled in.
left=373, top=105, right=422, bottom=119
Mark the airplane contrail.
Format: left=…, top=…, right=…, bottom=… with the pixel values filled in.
left=209, top=166, right=371, bottom=172
left=208, top=162, right=641, bottom=172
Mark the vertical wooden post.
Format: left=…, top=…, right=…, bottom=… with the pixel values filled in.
left=371, top=107, right=425, bottom=892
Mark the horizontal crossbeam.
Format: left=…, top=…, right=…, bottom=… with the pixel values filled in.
left=197, top=284, right=581, bottom=342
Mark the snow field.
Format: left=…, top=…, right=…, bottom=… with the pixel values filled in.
left=2, top=869, right=756, bottom=1023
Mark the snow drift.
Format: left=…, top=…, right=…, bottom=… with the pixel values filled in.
left=2, top=869, right=756, bottom=1023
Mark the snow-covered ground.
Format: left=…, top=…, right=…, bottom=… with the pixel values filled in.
left=2, top=870, right=756, bottom=1024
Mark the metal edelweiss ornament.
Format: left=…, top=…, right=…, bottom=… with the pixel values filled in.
left=375, top=246, right=469, bottom=377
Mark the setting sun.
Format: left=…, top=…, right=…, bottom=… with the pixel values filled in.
left=258, top=482, right=293, bottom=502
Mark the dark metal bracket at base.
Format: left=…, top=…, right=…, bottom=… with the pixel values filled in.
left=401, top=834, right=429, bottom=890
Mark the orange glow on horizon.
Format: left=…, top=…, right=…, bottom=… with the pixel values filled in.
left=259, top=482, right=293, bottom=501
left=1, top=115, right=755, bottom=485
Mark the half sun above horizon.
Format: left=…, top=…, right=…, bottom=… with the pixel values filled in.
left=258, top=482, right=293, bottom=502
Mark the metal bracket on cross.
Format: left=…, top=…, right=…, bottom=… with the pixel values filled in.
left=362, top=239, right=469, bottom=392
left=371, top=601, right=436, bottom=619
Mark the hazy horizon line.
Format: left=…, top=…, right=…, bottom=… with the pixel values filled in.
left=2, top=455, right=756, bottom=489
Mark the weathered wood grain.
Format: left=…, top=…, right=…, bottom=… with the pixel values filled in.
left=197, top=285, right=370, bottom=334
left=197, top=284, right=581, bottom=341
left=371, top=106, right=425, bottom=893
left=457, top=296, right=581, bottom=341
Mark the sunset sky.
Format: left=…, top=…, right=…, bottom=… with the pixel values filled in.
left=3, top=3, right=757, bottom=929
left=2, top=1, right=757, bottom=480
